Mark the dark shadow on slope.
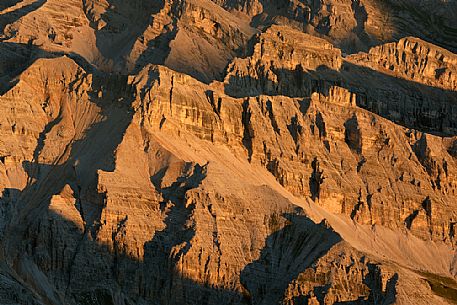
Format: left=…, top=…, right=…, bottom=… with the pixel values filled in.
left=0, top=177, right=404, bottom=305
left=352, top=0, right=367, bottom=36
left=248, top=0, right=381, bottom=54
left=0, top=0, right=21, bottom=11
left=93, top=0, right=162, bottom=60
left=240, top=213, right=341, bottom=304
left=0, top=65, right=136, bottom=302
left=294, top=263, right=398, bottom=305
left=83, top=0, right=179, bottom=72
left=247, top=0, right=456, bottom=54
left=380, top=0, right=457, bottom=54
left=350, top=0, right=371, bottom=52
left=290, top=270, right=397, bottom=304
left=15, top=197, right=345, bottom=304
left=139, top=162, right=241, bottom=304
left=334, top=266, right=397, bottom=305
left=132, top=25, right=178, bottom=73
left=339, top=62, right=457, bottom=136
left=131, top=1, right=181, bottom=74
left=309, top=157, right=325, bottom=201
left=239, top=212, right=398, bottom=305
left=0, top=174, right=234, bottom=304
left=0, top=50, right=252, bottom=302
left=0, top=42, right=38, bottom=94
left=420, top=271, right=457, bottom=305
left=0, top=42, right=97, bottom=95
left=0, top=153, right=404, bottom=305
left=224, top=63, right=343, bottom=98
left=224, top=62, right=457, bottom=137
left=0, top=0, right=47, bottom=35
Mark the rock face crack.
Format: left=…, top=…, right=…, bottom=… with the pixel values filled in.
left=242, top=100, right=254, bottom=162
left=309, top=157, right=325, bottom=201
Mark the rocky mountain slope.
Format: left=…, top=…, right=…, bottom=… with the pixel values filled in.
left=0, top=0, right=457, bottom=305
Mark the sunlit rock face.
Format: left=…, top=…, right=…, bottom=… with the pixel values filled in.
left=0, top=1, right=457, bottom=305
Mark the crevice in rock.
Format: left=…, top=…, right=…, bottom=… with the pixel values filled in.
left=286, top=115, right=301, bottom=147
left=242, top=100, right=254, bottom=162
left=344, top=114, right=362, bottom=154
left=309, top=157, right=324, bottom=201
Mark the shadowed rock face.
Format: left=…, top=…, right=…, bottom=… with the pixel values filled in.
left=0, top=1, right=457, bottom=305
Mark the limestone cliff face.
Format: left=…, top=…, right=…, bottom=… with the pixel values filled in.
left=1, top=0, right=256, bottom=81
left=131, top=55, right=457, bottom=247
left=2, top=0, right=456, bottom=82
left=208, top=0, right=457, bottom=54
left=1, top=1, right=457, bottom=305
left=348, top=37, right=457, bottom=91
left=224, top=25, right=343, bottom=97
left=224, top=25, right=457, bottom=136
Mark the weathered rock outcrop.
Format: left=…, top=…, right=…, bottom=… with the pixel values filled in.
left=224, top=25, right=457, bottom=136
left=348, top=37, right=457, bottom=91
left=2, top=0, right=456, bottom=83
left=210, top=0, right=457, bottom=54
left=136, top=61, right=457, bottom=246
left=0, top=52, right=452, bottom=305
left=1, top=0, right=256, bottom=81
left=224, top=25, right=342, bottom=97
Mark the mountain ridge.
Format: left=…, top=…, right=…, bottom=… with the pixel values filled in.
left=0, top=0, right=457, bottom=304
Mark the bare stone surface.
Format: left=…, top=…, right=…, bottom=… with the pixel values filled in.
left=0, top=1, right=456, bottom=305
